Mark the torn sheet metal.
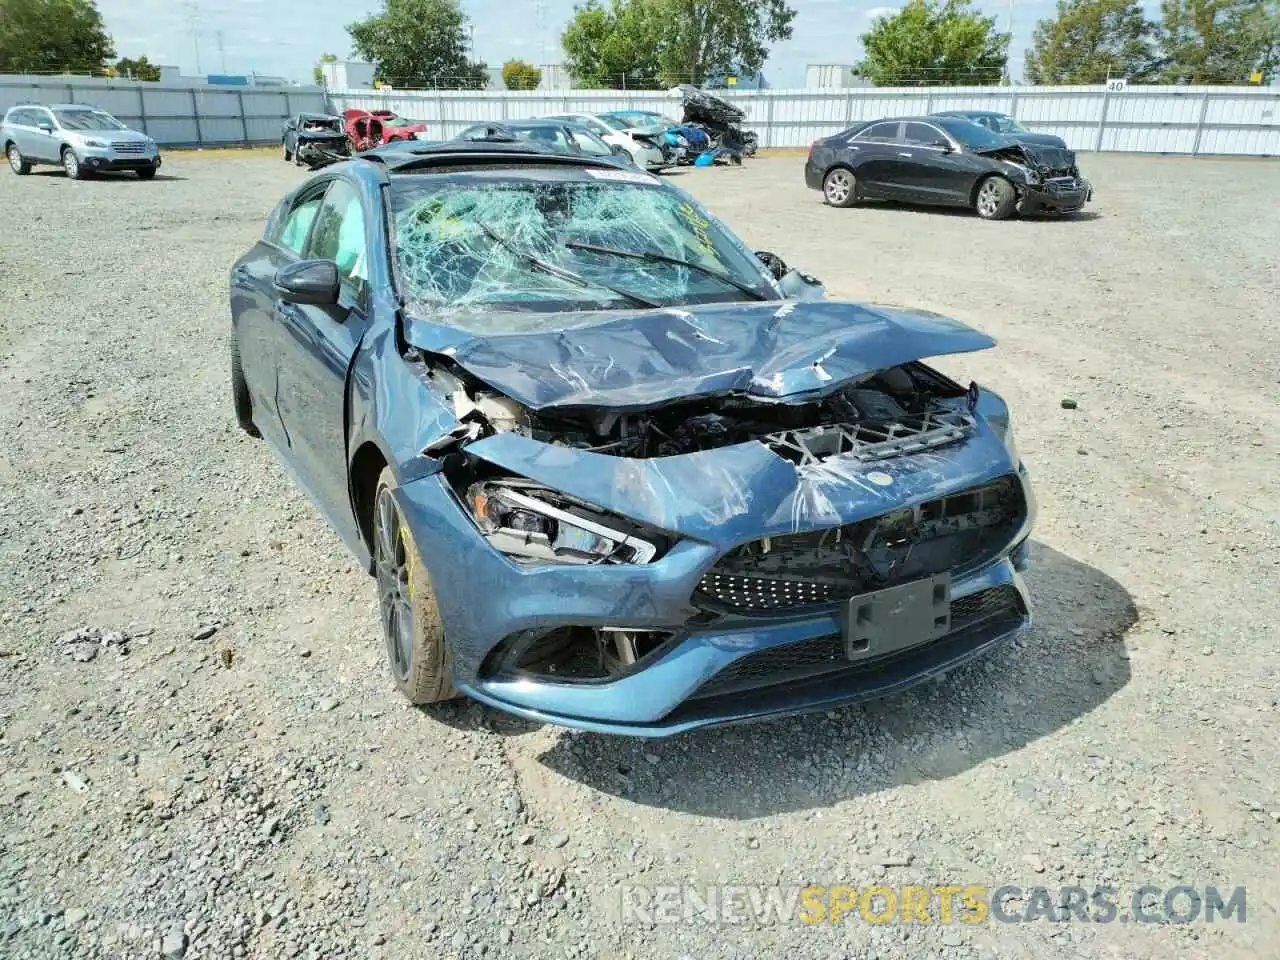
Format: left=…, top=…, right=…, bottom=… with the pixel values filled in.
left=402, top=299, right=994, bottom=411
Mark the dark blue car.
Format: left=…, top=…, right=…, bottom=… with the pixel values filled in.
left=229, top=141, right=1035, bottom=736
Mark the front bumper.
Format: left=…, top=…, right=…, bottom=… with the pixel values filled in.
left=393, top=433, right=1035, bottom=737
left=78, top=146, right=161, bottom=171
left=1019, top=177, right=1091, bottom=214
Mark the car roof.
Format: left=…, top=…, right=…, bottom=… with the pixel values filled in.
left=934, top=109, right=1002, bottom=117
left=45, top=103, right=103, bottom=111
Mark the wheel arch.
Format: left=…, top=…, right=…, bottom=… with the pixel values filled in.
left=969, top=171, right=1008, bottom=207
left=348, top=438, right=392, bottom=569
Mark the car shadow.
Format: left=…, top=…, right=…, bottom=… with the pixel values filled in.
left=856, top=199, right=1101, bottom=222
left=525, top=540, right=1136, bottom=818
left=27, top=170, right=186, bottom=182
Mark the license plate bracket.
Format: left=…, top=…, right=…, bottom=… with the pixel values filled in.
left=844, top=574, right=951, bottom=661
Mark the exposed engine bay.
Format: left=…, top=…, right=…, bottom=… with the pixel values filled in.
left=427, top=358, right=974, bottom=463
left=980, top=142, right=1079, bottom=180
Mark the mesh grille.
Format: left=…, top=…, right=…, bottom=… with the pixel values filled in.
left=692, top=584, right=1022, bottom=699
left=695, top=476, right=1021, bottom=615
left=697, top=572, right=845, bottom=611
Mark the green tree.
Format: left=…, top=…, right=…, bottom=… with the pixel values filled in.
left=562, top=0, right=663, bottom=86
left=114, top=55, right=160, bottom=81
left=313, top=52, right=338, bottom=86
left=501, top=58, right=543, bottom=89
left=858, top=0, right=1009, bottom=85
left=561, top=0, right=794, bottom=87
left=347, top=0, right=487, bottom=88
left=1025, top=0, right=1157, bottom=83
left=654, top=0, right=795, bottom=84
left=1155, top=0, right=1277, bottom=82
left=0, top=0, right=115, bottom=74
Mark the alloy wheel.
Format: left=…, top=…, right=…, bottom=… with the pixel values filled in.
left=977, top=179, right=1000, bottom=218
left=63, top=150, right=79, bottom=178
left=824, top=170, right=851, bottom=205
left=7, top=147, right=21, bottom=173
left=374, top=487, right=414, bottom=683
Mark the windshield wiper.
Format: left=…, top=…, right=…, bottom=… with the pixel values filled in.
left=563, top=240, right=770, bottom=301
left=475, top=223, right=660, bottom=309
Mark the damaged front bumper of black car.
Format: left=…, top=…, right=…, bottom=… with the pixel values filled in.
left=1017, top=175, right=1092, bottom=215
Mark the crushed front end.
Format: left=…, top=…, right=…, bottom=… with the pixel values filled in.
left=391, top=306, right=1034, bottom=735
left=985, top=142, right=1092, bottom=215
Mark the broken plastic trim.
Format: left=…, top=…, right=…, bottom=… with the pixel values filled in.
left=763, top=409, right=976, bottom=466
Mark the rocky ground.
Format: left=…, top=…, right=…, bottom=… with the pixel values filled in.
left=0, top=151, right=1277, bottom=959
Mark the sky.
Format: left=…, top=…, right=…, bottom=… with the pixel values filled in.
left=95, top=0, right=1064, bottom=87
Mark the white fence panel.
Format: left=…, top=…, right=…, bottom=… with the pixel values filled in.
left=329, top=83, right=1280, bottom=157
left=0, top=75, right=326, bottom=146
left=4, top=76, right=1277, bottom=155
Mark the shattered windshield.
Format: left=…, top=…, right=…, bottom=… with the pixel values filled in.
left=389, top=169, right=773, bottom=318
left=55, top=110, right=125, bottom=131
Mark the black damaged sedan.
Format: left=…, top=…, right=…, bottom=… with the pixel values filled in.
left=805, top=115, right=1091, bottom=219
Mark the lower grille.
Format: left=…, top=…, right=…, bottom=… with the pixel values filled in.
left=691, top=584, right=1022, bottom=699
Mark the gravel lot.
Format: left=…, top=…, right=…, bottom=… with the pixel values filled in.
left=1, top=150, right=1278, bottom=960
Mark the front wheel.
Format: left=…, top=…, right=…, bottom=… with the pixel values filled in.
left=62, top=147, right=86, bottom=180
left=823, top=167, right=857, bottom=207
left=373, top=468, right=457, bottom=705
left=975, top=175, right=1016, bottom=220
left=135, top=167, right=156, bottom=180
left=230, top=334, right=260, bottom=438
left=282, top=142, right=292, bottom=162
left=7, top=144, right=31, bottom=175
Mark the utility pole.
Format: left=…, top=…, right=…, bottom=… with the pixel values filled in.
left=216, top=30, right=227, bottom=74
left=1007, top=0, right=1015, bottom=85
left=184, top=1, right=203, bottom=75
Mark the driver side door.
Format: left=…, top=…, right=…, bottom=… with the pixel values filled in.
left=273, top=177, right=373, bottom=530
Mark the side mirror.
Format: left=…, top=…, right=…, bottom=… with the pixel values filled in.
left=273, top=259, right=340, bottom=306
left=37, top=122, right=53, bottom=133
left=932, top=139, right=953, bottom=152
left=610, top=143, right=628, bottom=156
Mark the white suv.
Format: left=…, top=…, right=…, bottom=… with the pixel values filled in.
left=2, top=103, right=162, bottom=179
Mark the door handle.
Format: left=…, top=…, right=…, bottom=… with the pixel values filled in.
left=897, top=151, right=913, bottom=157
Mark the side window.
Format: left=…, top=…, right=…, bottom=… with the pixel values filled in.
left=305, top=179, right=366, bottom=286
left=570, top=131, right=606, bottom=155
left=278, top=194, right=323, bottom=254
left=904, top=122, right=943, bottom=145
left=854, top=121, right=899, bottom=142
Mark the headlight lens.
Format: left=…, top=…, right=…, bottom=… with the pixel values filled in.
left=83, top=139, right=106, bottom=148
left=466, top=478, right=661, bottom=565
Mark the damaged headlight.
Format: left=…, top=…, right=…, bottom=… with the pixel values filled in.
left=465, top=478, right=661, bottom=565
left=1002, top=161, right=1040, bottom=186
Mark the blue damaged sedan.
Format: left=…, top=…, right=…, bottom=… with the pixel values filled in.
left=229, top=141, right=1035, bottom=736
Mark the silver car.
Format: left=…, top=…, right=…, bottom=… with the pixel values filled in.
left=2, top=103, right=162, bottom=179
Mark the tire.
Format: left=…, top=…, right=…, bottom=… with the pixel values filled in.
left=135, top=167, right=156, bottom=180
left=282, top=142, right=292, bottom=162
left=62, top=147, right=86, bottom=180
left=6, top=144, right=31, bottom=175
left=372, top=467, right=457, bottom=705
left=823, top=167, right=857, bottom=207
left=230, top=334, right=260, bottom=438
left=974, top=175, right=1017, bottom=220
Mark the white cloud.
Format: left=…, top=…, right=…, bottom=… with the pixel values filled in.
left=866, top=6, right=899, bottom=21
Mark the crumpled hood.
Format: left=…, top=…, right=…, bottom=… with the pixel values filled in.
left=403, top=299, right=995, bottom=411
left=980, top=141, right=1076, bottom=173
left=1005, top=132, right=1069, bottom=148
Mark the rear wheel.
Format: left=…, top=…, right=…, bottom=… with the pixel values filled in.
left=975, top=175, right=1017, bottom=220
left=7, top=144, right=31, bottom=175
left=823, top=167, right=857, bottom=207
left=62, top=147, right=86, bottom=180
left=373, top=467, right=457, bottom=705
